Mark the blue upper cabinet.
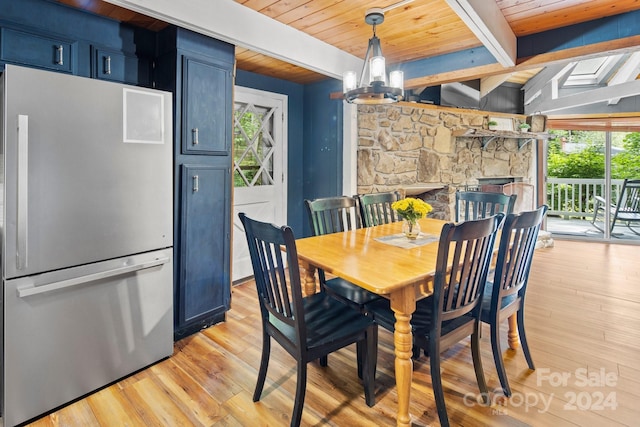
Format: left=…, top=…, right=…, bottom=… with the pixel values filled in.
left=182, top=56, right=232, bottom=155
left=0, top=27, right=77, bottom=74
left=0, top=0, right=156, bottom=86
left=91, top=46, right=152, bottom=86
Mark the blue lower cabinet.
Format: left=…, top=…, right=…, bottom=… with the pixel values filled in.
left=175, top=164, right=231, bottom=339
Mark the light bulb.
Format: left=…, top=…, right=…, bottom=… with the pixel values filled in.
left=343, top=71, right=357, bottom=93
left=369, top=56, right=386, bottom=83
left=390, top=70, right=404, bottom=89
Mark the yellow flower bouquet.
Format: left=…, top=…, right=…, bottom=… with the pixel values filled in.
left=392, top=197, right=433, bottom=239
left=391, top=197, right=433, bottom=223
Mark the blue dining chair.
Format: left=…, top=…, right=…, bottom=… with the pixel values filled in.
left=305, top=196, right=381, bottom=310
left=455, top=190, right=517, bottom=222
left=239, top=212, right=378, bottom=427
left=365, top=214, right=503, bottom=427
left=357, top=191, right=402, bottom=227
left=481, top=205, right=548, bottom=397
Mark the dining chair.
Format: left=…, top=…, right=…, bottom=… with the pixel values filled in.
left=239, top=213, right=377, bottom=427
left=365, top=213, right=503, bottom=427
left=304, top=197, right=381, bottom=310
left=357, top=191, right=402, bottom=227
left=481, top=205, right=548, bottom=397
left=455, top=190, right=517, bottom=222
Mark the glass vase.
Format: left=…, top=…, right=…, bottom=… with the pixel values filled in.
left=402, top=219, right=421, bottom=240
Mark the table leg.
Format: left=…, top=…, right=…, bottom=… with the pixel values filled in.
left=390, top=288, right=416, bottom=427
left=298, top=260, right=318, bottom=296
left=508, top=314, right=520, bottom=349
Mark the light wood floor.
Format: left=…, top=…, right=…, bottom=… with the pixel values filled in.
left=25, top=240, right=639, bottom=426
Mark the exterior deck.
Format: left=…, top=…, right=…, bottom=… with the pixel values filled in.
left=546, top=216, right=640, bottom=242
left=545, top=177, right=640, bottom=242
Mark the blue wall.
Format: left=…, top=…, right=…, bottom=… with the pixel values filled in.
left=302, top=79, right=344, bottom=236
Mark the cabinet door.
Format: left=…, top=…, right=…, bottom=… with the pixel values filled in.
left=92, top=46, right=151, bottom=86
left=0, top=27, right=75, bottom=73
left=182, top=56, right=231, bottom=155
left=177, top=164, right=231, bottom=334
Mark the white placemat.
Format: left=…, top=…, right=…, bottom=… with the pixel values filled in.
left=374, top=233, right=439, bottom=249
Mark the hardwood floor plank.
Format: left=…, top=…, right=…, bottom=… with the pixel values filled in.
left=148, top=362, right=227, bottom=425
left=86, top=386, right=148, bottom=425
left=23, top=240, right=639, bottom=426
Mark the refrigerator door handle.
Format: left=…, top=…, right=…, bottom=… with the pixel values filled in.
left=17, top=114, right=29, bottom=270
left=17, top=256, right=170, bottom=298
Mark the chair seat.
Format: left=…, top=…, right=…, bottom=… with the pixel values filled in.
left=324, top=277, right=381, bottom=306
left=618, top=211, right=640, bottom=222
left=366, top=296, right=473, bottom=337
left=480, top=281, right=517, bottom=322
left=271, top=292, right=375, bottom=350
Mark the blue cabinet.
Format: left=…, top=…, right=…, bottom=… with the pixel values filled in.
left=0, top=27, right=77, bottom=74
left=0, top=0, right=156, bottom=86
left=178, top=165, right=231, bottom=327
left=182, top=56, right=232, bottom=155
left=91, top=46, right=151, bottom=86
left=156, top=26, right=235, bottom=340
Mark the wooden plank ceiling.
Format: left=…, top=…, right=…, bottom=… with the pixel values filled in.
left=57, top=0, right=640, bottom=85
left=56, top=0, right=640, bottom=129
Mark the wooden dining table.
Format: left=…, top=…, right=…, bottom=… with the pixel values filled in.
left=294, top=217, right=520, bottom=427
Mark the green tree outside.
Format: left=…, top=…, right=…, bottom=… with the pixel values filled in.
left=547, top=131, right=640, bottom=214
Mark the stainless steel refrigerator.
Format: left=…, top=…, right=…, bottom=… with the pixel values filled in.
left=0, top=64, right=174, bottom=426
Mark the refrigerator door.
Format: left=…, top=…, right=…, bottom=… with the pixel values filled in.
left=3, top=249, right=173, bottom=427
left=2, top=65, right=173, bottom=279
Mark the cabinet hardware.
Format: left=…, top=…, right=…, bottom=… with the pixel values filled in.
left=55, top=45, right=64, bottom=65
left=192, top=175, right=199, bottom=192
left=104, top=55, right=112, bottom=75
left=192, top=128, right=199, bottom=145
left=17, top=256, right=170, bottom=298
left=17, top=115, right=29, bottom=270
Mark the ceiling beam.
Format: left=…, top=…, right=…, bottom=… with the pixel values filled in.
left=532, top=80, right=640, bottom=113
left=444, top=0, right=516, bottom=67
left=607, top=51, right=640, bottom=105
left=480, top=73, right=513, bottom=98
left=522, top=63, right=575, bottom=105
left=101, top=0, right=363, bottom=80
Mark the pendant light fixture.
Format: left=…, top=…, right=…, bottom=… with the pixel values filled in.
left=343, top=8, right=404, bottom=104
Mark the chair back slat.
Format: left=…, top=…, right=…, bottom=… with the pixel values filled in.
left=435, top=214, right=503, bottom=322
left=493, top=205, right=548, bottom=304
left=239, top=213, right=306, bottom=344
left=455, top=191, right=517, bottom=222
left=305, top=196, right=361, bottom=235
left=358, top=191, right=401, bottom=227
left=619, top=179, right=640, bottom=212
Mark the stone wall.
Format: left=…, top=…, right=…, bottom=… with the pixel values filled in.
left=356, top=102, right=535, bottom=220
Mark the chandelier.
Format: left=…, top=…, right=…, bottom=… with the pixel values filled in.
left=343, top=8, right=404, bottom=104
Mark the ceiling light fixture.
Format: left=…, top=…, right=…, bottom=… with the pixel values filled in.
left=343, top=8, right=404, bottom=104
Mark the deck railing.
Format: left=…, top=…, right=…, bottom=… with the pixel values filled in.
left=546, top=178, right=625, bottom=218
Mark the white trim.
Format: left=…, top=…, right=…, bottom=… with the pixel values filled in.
left=102, top=0, right=362, bottom=80
left=444, top=0, right=516, bottom=67
left=342, top=103, right=358, bottom=196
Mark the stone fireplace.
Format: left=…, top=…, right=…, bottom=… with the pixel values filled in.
left=356, top=103, right=535, bottom=221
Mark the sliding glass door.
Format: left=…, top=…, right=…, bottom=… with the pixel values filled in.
left=545, top=130, right=640, bottom=243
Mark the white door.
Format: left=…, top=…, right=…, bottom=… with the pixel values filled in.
left=232, top=87, right=287, bottom=282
